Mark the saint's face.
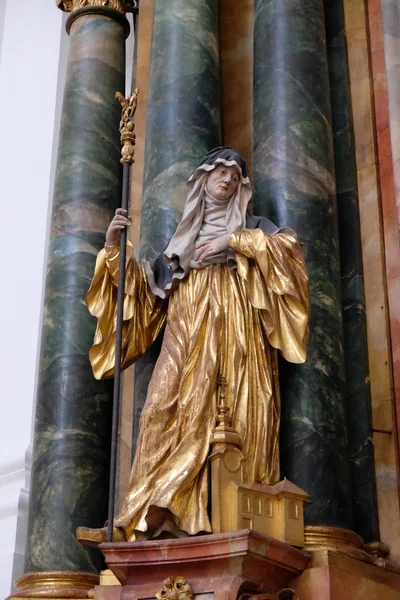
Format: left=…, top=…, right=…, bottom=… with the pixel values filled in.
left=207, top=164, right=240, bottom=200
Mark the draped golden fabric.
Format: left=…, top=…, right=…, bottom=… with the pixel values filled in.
left=87, top=241, right=167, bottom=379
left=86, top=229, right=309, bottom=540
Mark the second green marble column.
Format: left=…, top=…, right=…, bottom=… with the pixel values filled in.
left=133, top=0, right=221, bottom=448
left=24, top=6, right=128, bottom=574
left=324, top=0, right=379, bottom=542
left=253, top=0, right=353, bottom=529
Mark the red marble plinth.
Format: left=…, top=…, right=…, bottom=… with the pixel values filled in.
left=97, top=529, right=310, bottom=600
left=291, top=550, right=400, bottom=599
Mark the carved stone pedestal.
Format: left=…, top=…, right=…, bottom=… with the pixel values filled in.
left=95, top=529, right=310, bottom=600
left=291, top=549, right=400, bottom=599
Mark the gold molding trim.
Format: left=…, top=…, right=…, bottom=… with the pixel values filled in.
left=302, top=524, right=384, bottom=565
left=304, top=525, right=364, bottom=552
left=9, top=571, right=99, bottom=599
left=56, top=0, right=134, bottom=15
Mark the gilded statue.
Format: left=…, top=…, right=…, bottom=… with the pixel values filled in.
left=78, top=147, right=309, bottom=544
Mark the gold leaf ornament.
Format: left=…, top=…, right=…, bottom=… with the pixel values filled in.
left=155, top=577, right=194, bottom=600
left=115, top=89, right=139, bottom=164
left=56, top=0, right=136, bottom=14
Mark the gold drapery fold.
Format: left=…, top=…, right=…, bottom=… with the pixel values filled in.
left=86, top=242, right=167, bottom=379
left=86, top=229, right=309, bottom=539
left=230, top=229, right=309, bottom=363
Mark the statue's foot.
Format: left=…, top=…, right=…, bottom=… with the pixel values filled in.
left=132, top=530, right=153, bottom=541
left=76, top=525, right=126, bottom=547
left=76, top=526, right=107, bottom=547
left=153, top=512, right=189, bottom=540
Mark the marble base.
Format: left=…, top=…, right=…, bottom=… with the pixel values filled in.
left=291, top=549, right=400, bottom=599
left=96, top=529, right=310, bottom=600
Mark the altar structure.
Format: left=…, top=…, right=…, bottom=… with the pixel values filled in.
left=2, top=0, right=400, bottom=599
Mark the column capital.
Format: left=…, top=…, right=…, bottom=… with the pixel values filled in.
left=56, top=0, right=135, bottom=15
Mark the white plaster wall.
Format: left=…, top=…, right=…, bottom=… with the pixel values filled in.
left=0, top=1, right=66, bottom=595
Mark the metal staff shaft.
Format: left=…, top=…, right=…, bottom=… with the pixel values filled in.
left=108, top=89, right=139, bottom=543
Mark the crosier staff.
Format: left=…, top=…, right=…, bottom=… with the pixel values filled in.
left=108, top=89, right=139, bottom=543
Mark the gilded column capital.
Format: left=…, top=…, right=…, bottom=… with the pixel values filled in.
left=56, top=0, right=135, bottom=15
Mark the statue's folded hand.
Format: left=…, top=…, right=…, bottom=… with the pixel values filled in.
left=194, top=233, right=231, bottom=263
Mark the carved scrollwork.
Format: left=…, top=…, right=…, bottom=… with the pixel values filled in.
left=56, top=0, right=136, bottom=14
left=155, top=577, right=194, bottom=600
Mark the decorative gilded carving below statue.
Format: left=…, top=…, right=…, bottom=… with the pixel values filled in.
left=56, top=0, right=135, bottom=14
left=155, top=577, right=193, bottom=600
left=115, top=89, right=139, bottom=164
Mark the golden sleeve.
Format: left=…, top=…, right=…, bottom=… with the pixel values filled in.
left=229, top=228, right=309, bottom=364
left=86, top=242, right=167, bottom=380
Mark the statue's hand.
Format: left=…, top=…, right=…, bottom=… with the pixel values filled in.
left=194, top=233, right=231, bottom=263
left=105, top=208, right=131, bottom=247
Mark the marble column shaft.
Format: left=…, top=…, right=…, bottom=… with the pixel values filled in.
left=25, top=10, right=126, bottom=573
left=133, top=0, right=221, bottom=451
left=324, top=0, right=380, bottom=542
left=253, top=0, right=353, bottom=529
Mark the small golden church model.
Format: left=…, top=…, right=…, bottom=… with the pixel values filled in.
left=209, top=379, right=309, bottom=548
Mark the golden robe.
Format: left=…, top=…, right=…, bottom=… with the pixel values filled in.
left=86, top=228, right=309, bottom=539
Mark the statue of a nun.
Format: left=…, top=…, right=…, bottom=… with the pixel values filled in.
left=79, top=147, right=309, bottom=544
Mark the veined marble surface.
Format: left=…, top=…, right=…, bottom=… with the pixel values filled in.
left=139, top=0, right=221, bottom=263
left=325, top=0, right=379, bottom=542
left=253, top=0, right=352, bottom=530
left=25, top=13, right=125, bottom=573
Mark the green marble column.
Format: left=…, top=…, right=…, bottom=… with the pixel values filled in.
left=324, top=0, right=379, bottom=542
left=139, top=0, right=221, bottom=261
left=253, top=0, right=353, bottom=529
left=133, top=0, right=221, bottom=449
left=24, top=6, right=129, bottom=574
